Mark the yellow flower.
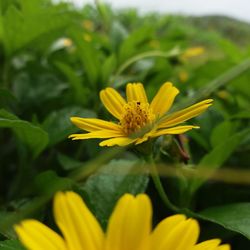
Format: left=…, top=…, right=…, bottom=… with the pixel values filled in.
left=181, top=47, right=205, bottom=60
left=83, top=33, right=92, bottom=42
left=69, top=82, right=213, bottom=146
left=179, top=71, right=189, bottom=83
left=82, top=20, right=94, bottom=31
left=15, top=192, right=230, bottom=250
left=62, top=38, right=73, bottom=47
left=149, top=39, right=160, bottom=49
left=217, top=90, right=230, bottom=100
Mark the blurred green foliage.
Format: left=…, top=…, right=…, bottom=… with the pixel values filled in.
left=0, top=0, right=250, bottom=248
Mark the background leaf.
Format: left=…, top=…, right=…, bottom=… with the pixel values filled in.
left=71, top=30, right=101, bottom=87
left=79, top=159, right=149, bottom=228
left=0, top=240, right=25, bottom=250
left=42, top=106, right=96, bottom=146
left=189, top=128, right=250, bottom=195
left=34, top=170, right=74, bottom=195
left=200, top=203, right=250, bottom=240
left=0, top=109, right=48, bottom=157
left=1, top=0, right=73, bottom=56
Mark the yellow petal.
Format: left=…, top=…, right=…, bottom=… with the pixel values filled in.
left=158, top=99, right=213, bottom=128
left=150, top=82, right=179, bottom=117
left=217, top=245, right=231, bottom=250
left=100, top=88, right=126, bottom=119
left=105, top=194, right=152, bottom=250
left=193, top=239, right=230, bottom=250
left=193, top=239, right=221, bottom=250
left=151, top=214, right=187, bottom=247
left=69, top=129, right=124, bottom=140
left=14, top=219, right=66, bottom=250
left=99, top=137, right=136, bottom=147
left=134, top=130, right=155, bottom=145
left=126, top=83, right=148, bottom=103
left=70, top=117, right=122, bottom=132
left=53, top=191, right=104, bottom=250
left=135, top=136, right=150, bottom=145
left=154, top=217, right=199, bottom=250
left=152, top=125, right=199, bottom=137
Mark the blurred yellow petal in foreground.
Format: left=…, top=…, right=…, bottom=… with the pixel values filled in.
left=15, top=191, right=230, bottom=250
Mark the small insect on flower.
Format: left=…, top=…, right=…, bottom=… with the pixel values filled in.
left=69, top=82, right=213, bottom=147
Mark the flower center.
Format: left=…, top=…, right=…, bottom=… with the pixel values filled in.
left=120, top=101, right=155, bottom=136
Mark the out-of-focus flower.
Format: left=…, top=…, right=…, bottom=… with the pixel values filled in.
left=62, top=38, right=73, bottom=47
left=50, top=38, right=73, bottom=52
left=83, top=33, right=92, bottom=42
left=82, top=19, right=94, bottom=31
left=181, top=47, right=205, bottom=61
left=69, top=82, right=213, bottom=147
left=149, top=39, right=160, bottom=49
left=217, top=90, right=230, bottom=100
left=48, top=38, right=75, bottom=54
left=15, top=192, right=230, bottom=250
left=179, top=70, right=189, bottom=83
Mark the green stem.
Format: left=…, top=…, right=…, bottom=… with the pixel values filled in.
left=146, top=154, right=180, bottom=212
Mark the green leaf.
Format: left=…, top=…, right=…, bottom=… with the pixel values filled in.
left=13, top=73, right=67, bottom=107
left=189, top=130, right=210, bottom=151
left=2, top=0, right=73, bottom=56
left=119, top=25, right=153, bottom=63
left=34, top=170, right=74, bottom=196
left=0, top=240, right=25, bottom=250
left=210, top=121, right=233, bottom=147
left=80, top=159, right=149, bottom=228
left=199, top=203, right=250, bottom=240
left=0, top=171, right=73, bottom=234
left=112, top=48, right=180, bottom=85
left=55, top=62, right=89, bottom=105
left=94, top=0, right=111, bottom=31
left=189, top=128, right=250, bottom=194
left=231, top=110, right=250, bottom=119
left=218, top=38, right=244, bottom=63
left=0, top=109, right=48, bottom=157
left=71, top=30, right=101, bottom=86
left=57, top=152, right=83, bottom=170
left=42, top=106, right=95, bottom=146
left=173, top=58, right=250, bottom=112
left=0, top=88, right=17, bottom=109
left=109, top=21, right=128, bottom=51
left=101, top=54, right=117, bottom=84
left=0, top=10, right=3, bottom=43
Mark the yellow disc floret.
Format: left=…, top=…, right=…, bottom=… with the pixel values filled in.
left=120, top=101, right=155, bottom=136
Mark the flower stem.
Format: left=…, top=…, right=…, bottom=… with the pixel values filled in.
left=146, top=154, right=180, bottom=212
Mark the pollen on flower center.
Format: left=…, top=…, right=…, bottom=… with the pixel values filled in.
left=120, top=101, right=155, bottom=135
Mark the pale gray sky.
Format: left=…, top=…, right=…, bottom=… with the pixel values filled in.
left=62, top=0, right=250, bottom=22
